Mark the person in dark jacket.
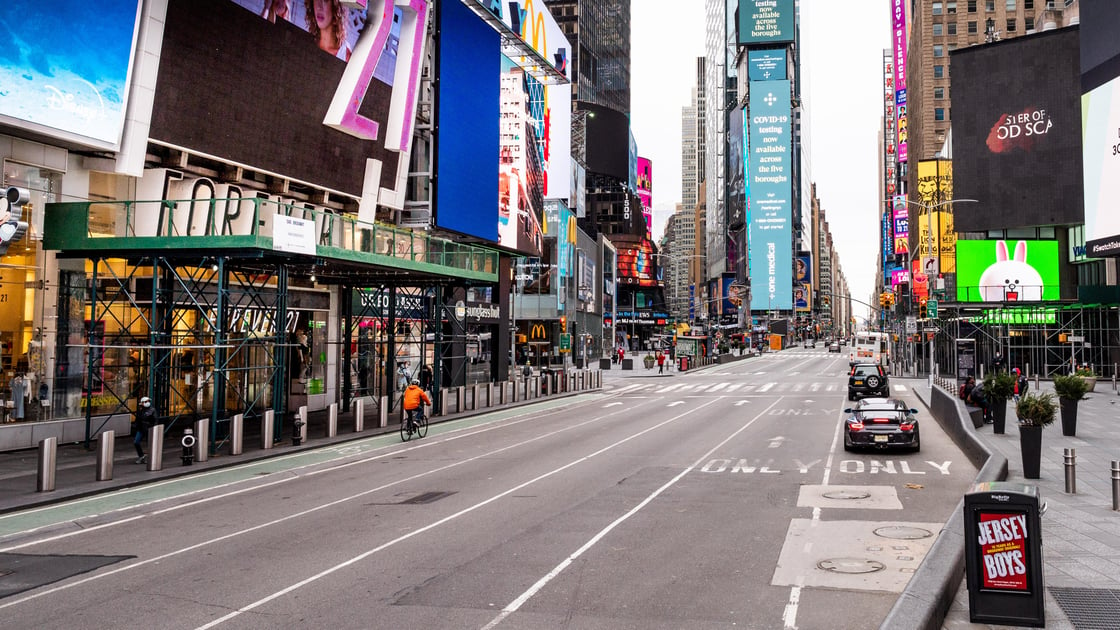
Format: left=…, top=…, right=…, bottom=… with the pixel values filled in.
left=132, top=396, right=158, bottom=464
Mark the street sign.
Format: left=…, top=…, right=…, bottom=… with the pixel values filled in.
left=559, top=333, right=571, bottom=352
left=1069, top=335, right=1085, bottom=343
left=906, top=316, right=917, bottom=334
left=927, top=299, right=938, bottom=319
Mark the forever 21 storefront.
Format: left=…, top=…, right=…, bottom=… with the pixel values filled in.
left=0, top=0, right=506, bottom=451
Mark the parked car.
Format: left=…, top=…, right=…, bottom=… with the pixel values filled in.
left=848, top=363, right=889, bottom=400
left=843, top=397, right=921, bottom=452
left=803, top=339, right=815, bottom=349
left=828, top=341, right=841, bottom=353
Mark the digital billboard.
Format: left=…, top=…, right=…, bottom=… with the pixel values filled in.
left=892, top=199, right=909, bottom=255
left=613, top=235, right=660, bottom=288
left=498, top=62, right=544, bottom=254
left=794, top=283, right=810, bottom=312
left=915, top=159, right=956, bottom=273
left=738, top=0, right=795, bottom=45
left=795, top=254, right=811, bottom=286
left=748, top=80, right=793, bottom=312
left=955, top=240, right=1060, bottom=303
left=747, top=49, right=787, bottom=81
left=891, top=0, right=908, bottom=164
left=727, top=106, right=747, bottom=229
left=637, top=157, right=653, bottom=240
left=583, top=103, right=631, bottom=181
left=0, top=0, right=141, bottom=150
left=951, top=28, right=1083, bottom=231
left=1082, top=75, right=1120, bottom=257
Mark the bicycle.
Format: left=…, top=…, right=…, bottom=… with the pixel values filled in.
left=400, top=407, right=428, bottom=441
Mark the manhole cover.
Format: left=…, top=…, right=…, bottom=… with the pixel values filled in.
left=1051, top=587, right=1120, bottom=630
left=874, top=526, right=933, bottom=540
left=817, top=558, right=886, bottom=574
left=822, top=490, right=872, bottom=500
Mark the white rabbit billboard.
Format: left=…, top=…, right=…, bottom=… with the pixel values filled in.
left=955, top=240, right=1060, bottom=303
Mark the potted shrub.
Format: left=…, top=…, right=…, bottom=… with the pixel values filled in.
left=1074, top=367, right=1097, bottom=392
left=643, top=353, right=656, bottom=370
left=981, top=371, right=1017, bottom=434
left=1015, top=392, right=1057, bottom=479
left=1053, top=374, right=1089, bottom=436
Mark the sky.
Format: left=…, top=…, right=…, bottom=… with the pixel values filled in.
left=631, top=0, right=891, bottom=323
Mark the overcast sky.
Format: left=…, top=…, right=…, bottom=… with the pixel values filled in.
left=631, top=0, right=891, bottom=323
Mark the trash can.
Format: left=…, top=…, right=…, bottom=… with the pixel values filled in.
left=963, top=481, right=1046, bottom=627
left=679, top=356, right=689, bottom=371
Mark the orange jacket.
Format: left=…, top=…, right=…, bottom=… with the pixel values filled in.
left=403, top=384, right=431, bottom=410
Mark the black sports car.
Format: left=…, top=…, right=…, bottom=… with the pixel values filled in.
left=843, top=398, right=921, bottom=452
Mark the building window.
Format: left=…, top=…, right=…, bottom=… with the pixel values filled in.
left=968, top=0, right=977, bottom=11
left=935, top=108, right=946, bottom=121
left=933, top=2, right=943, bottom=14
left=1007, top=18, right=1016, bottom=31
left=933, top=45, right=944, bottom=57
left=934, top=65, right=945, bottom=78
left=1006, top=0, right=1016, bottom=9
left=1024, top=0, right=1033, bottom=8
left=934, top=87, right=945, bottom=99
left=948, top=1, right=957, bottom=12
left=986, top=0, right=995, bottom=10
left=933, top=23, right=943, bottom=35
left=968, top=20, right=978, bottom=32
left=948, top=22, right=958, bottom=34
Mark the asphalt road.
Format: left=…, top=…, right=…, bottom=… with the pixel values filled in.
left=0, top=349, right=976, bottom=629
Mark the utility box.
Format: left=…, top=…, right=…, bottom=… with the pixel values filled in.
left=963, top=482, right=1046, bottom=627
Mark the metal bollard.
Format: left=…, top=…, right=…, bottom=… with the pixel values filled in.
left=195, top=418, right=210, bottom=463
left=1112, top=461, right=1120, bottom=511
left=487, top=382, right=495, bottom=407
left=96, top=430, right=115, bottom=481
left=328, top=403, right=338, bottom=438
left=148, top=427, right=164, bottom=471
left=472, top=384, right=480, bottom=410
left=262, top=410, right=275, bottom=450
left=37, top=436, right=57, bottom=492
left=354, top=398, right=365, bottom=432
left=1034, top=373, right=1040, bottom=390
left=1064, top=448, right=1077, bottom=494
left=456, top=386, right=464, bottom=412
left=230, top=414, right=244, bottom=455
left=380, top=396, right=389, bottom=427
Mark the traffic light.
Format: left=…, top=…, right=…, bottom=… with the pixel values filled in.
left=560, top=316, right=567, bottom=333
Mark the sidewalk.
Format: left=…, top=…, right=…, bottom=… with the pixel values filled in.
left=0, top=381, right=600, bottom=516
left=937, top=380, right=1120, bottom=629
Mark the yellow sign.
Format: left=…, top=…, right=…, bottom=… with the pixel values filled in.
left=529, top=323, right=547, bottom=341
left=915, top=159, right=956, bottom=273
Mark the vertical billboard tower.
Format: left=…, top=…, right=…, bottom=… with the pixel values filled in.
left=739, top=0, right=796, bottom=313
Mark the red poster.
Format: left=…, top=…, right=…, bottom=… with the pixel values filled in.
left=977, top=512, right=1030, bottom=591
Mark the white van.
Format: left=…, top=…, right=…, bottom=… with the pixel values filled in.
left=850, top=331, right=889, bottom=367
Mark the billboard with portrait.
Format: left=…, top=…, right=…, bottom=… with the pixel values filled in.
left=891, top=0, right=908, bottom=164
left=748, top=80, right=793, bottom=312
left=795, top=254, right=811, bottom=286
left=892, top=198, right=909, bottom=255
left=637, top=157, right=653, bottom=239
left=794, top=283, right=810, bottom=312
left=614, top=235, right=660, bottom=288
left=951, top=28, right=1083, bottom=231
left=738, top=0, right=795, bottom=45
left=0, top=0, right=141, bottom=151
left=955, top=240, right=1060, bottom=302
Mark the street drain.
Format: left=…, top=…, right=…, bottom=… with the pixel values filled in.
left=822, top=490, right=872, bottom=500
left=817, top=558, right=886, bottom=574
left=874, top=526, right=933, bottom=540
left=1050, top=587, right=1120, bottom=630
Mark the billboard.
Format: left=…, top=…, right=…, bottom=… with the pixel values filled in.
left=892, top=198, right=909, bottom=255
left=747, top=49, right=787, bottom=81
left=583, top=103, right=631, bottom=181
left=915, top=160, right=956, bottom=273
left=795, top=254, right=811, bottom=286
left=794, top=283, right=810, bottom=312
left=891, top=0, right=908, bottom=164
left=951, top=28, right=1083, bottom=231
left=0, top=0, right=141, bottom=151
left=637, top=157, right=653, bottom=239
left=955, top=240, right=1060, bottom=303
left=727, top=106, right=747, bottom=229
left=498, top=63, right=544, bottom=254
left=748, top=80, right=793, bottom=312
left=1082, top=75, right=1120, bottom=256
left=738, top=0, right=795, bottom=45
left=614, top=235, right=660, bottom=287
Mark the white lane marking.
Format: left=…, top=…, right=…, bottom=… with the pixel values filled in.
left=783, top=578, right=804, bottom=629
left=734, top=400, right=750, bottom=406
left=667, top=401, right=685, bottom=407
left=197, top=397, right=729, bottom=630
left=480, top=397, right=784, bottom=630
left=657, top=384, right=682, bottom=393
left=725, top=383, right=743, bottom=392
left=894, top=384, right=906, bottom=392
left=759, top=383, right=775, bottom=392
left=809, top=383, right=820, bottom=392
left=792, top=383, right=805, bottom=392
left=708, top=382, right=728, bottom=392
left=604, top=402, right=623, bottom=407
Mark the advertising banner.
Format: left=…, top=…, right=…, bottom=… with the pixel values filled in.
left=747, top=49, right=787, bottom=81
left=892, top=197, right=910, bottom=255
left=795, top=254, right=811, bottom=286
left=637, top=157, right=653, bottom=240
left=891, top=0, right=908, bottom=164
left=0, top=0, right=141, bottom=150
left=748, top=79, right=793, bottom=312
left=738, top=0, right=795, bottom=45
left=795, top=283, right=810, bottom=312
left=915, top=159, right=956, bottom=271
left=955, top=240, right=1060, bottom=302
left=1082, top=75, right=1120, bottom=256
left=890, top=268, right=910, bottom=287
left=977, top=512, right=1031, bottom=591
left=614, top=236, right=660, bottom=287
left=728, top=107, right=747, bottom=229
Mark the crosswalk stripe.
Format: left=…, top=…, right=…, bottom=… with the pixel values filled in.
left=708, top=382, right=729, bottom=392
left=657, top=384, right=682, bottom=393
left=758, top=382, right=775, bottom=392
left=726, top=383, right=743, bottom=392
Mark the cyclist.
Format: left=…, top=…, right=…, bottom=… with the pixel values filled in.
left=402, top=378, right=431, bottom=432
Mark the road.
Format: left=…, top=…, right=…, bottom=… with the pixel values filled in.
left=0, top=348, right=976, bottom=629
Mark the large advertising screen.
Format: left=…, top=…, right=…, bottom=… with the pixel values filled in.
left=613, top=235, right=660, bottom=288
left=915, top=159, right=956, bottom=273
left=738, top=0, right=795, bottom=45
left=748, top=80, right=793, bottom=312
left=747, top=49, right=787, bottom=81
left=892, top=197, right=909, bottom=255
left=951, top=28, right=1083, bottom=231
left=498, top=61, right=544, bottom=254
left=1082, top=75, right=1120, bottom=256
left=891, top=0, right=908, bottom=164
left=637, top=157, right=653, bottom=240
left=0, top=0, right=141, bottom=151
left=955, top=240, right=1060, bottom=303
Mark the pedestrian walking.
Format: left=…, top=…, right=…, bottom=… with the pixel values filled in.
left=1013, top=367, right=1029, bottom=401
left=132, top=396, right=157, bottom=464
left=656, top=351, right=666, bottom=374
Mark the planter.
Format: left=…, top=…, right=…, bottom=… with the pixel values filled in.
left=1083, top=377, right=1097, bottom=392
left=1018, top=423, right=1043, bottom=479
left=643, top=358, right=655, bottom=370
left=1060, top=398, right=1079, bottom=437
left=991, top=397, right=1008, bottom=434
